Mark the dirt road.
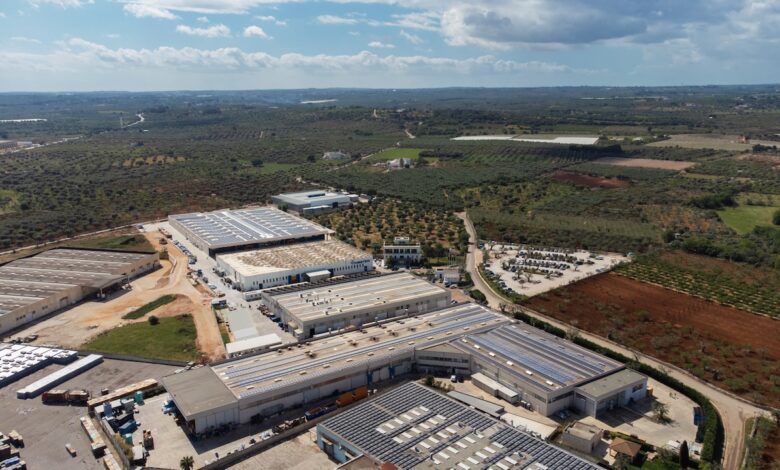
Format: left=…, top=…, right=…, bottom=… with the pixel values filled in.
left=24, top=232, right=225, bottom=362
left=456, top=212, right=767, bottom=470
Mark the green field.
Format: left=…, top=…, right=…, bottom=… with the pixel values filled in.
left=717, top=205, right=779, bottom=234
left=0, top=189, right=20, bottom=215
left=365, top=147, right=426, bottom=162
left=83, top=314, right=199, bottom=362
left=122, top=294, right=177, bottom=320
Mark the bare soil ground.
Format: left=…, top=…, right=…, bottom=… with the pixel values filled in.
left=761, top=426, right=780, bottom=469
left=592, top=157, right=696, bottom=170
left=20, top=232, right=225, bottom=361
left=526, top=273, right=780, bottom=407
left=551, top=170, right=630, bottom=188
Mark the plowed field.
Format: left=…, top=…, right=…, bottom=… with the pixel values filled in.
left=526, top=273, right=780, bottom=407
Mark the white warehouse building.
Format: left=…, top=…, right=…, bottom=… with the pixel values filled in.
left=216, top=240, right=374, bottom=292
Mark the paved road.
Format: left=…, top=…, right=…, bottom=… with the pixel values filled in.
left=456, top=212, right=767, bottom=470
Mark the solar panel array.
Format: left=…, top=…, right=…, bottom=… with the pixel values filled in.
left=170, top=207, right=331, bottom=249
left=454, top=324, right=622, bottom=390
left=320, top=382, right=598, bottom=470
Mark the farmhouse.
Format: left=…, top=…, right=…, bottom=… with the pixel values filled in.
left=317, top=382, right=599, bottom=469
left=261, top=272, right=450, bottom=339
left=168, top=206, right=333, bottom=257
left=216, top=240, right=374, bottom=292
left=383, top=236, right=423, bottom=267
left=0, top=249, right=159, bottom=335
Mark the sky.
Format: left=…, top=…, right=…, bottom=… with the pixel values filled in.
left=0, top=0, right=778, bottom=91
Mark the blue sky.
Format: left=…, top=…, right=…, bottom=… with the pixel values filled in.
left=1, top=0, right=778, bottom=91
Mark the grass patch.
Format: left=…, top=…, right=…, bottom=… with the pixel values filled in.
left=366, top=148, right=426, bottom=163
left=219, top=323, right=231, bottom=345
left=66, top=234, right=154, bottom=252
left=717, top=205, right=779, bottom=235
left=0, top=189, right=20, bottom=215
left=122, top=294, right=177, bottom=320
left=83, top=314, right=199, bottom=362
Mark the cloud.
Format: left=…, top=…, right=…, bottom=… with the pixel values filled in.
left=400, top=30, right=423, bottom=45
left=116, top=0, right=292, bottom=15
left=368, top=41, right=395, bottom=49
left=317, top=15, right=358, bottom=25
left=28, top=0, right=93, bottom=7
left=243, top=25, right=270, bottom=38
left=197, top=16, right=209, bottom=23
left=255, top=15, right=286, bottom=26
left=11, top=36, right=42, bottom=44
left=106, top=33, right=120, bottom=39
left=176, top=24, right=231, bottom=38
left=0, top=12, right=6, bottom=18
left=123, top=3, right=178, bottom=20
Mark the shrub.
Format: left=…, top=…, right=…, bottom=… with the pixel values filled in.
left=148, top=315, right=159, bottom=325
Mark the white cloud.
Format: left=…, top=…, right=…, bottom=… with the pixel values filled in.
left=28, top=0, right=93, bottom=7
left=106, top=33, right=120, bottom=39
left=116, top=0, right=290, bottom=15
left=0, top=12, right=6, bottom=18
left=123, top=3, right=178, bottom=20
left=317, top=15, right=358, bottom=25
left=400, top=30, right=423, bottom=45
left=176, top=24, right=231, bottom=38
left=368, top=41, right=395, bottom=49
left=11, top=36, right=42, bottom=44
left=197, top=16, right=209, bottom=23
left=243, top=25, right=270, bottom=38
left=255, top=15, right=286, bottom=26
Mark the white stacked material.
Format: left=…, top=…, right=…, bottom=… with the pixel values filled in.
left=17, top=353, right=103, bottom=399
left=0, top=343, right=79, bottom=388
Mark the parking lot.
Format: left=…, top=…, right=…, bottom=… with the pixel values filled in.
left=483, top=244, right=629, bottom=297
left=0, top=358, right=175, bottom=470
left=142, top=221, right=297, bottom=345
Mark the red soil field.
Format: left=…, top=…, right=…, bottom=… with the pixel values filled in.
left=526, top=273, right=780, bottom=407
left=551, top=170, right=630, bottom=188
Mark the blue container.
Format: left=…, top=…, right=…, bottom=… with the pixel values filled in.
left=1, top=457, right=20, bottom=467
left=134, top=391, right=144, bottom=404
left=124, top=433, right=133, bottom=445
left=118, top=420, right=137, bottom=434
left=103, top=402, right=113, bottom=418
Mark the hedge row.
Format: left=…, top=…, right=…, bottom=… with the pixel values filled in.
left=511, top=309, right=725, bottom=465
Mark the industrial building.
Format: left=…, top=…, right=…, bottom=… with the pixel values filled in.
left=162, top=303, right=508, bottom=434
left=162, top=303, right=647, bottom=433
left=383, top=237, right=423, bottom=267
left=216, top=240, right=373, bottom=292
left=261, top=272, right=451, bottom=339
left=225, top=333, right=282, bottom=358
left=317, top=382, right=599, bottom=469
left=271, top=190, right=356, bottom=215
left=168, top=206, right=333, bottom=257
left=0, top=249, right=159, bottom=335
left=416, top=324, right=646, bottom=417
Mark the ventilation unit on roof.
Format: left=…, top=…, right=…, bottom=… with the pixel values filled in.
left=525, top=370, right=533, bottom=375
left=545, top=380, right=554, bottom=386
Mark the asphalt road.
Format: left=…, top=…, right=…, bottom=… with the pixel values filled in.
left=456, top=212, right=767, bottom=470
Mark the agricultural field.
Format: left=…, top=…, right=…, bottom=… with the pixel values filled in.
left=647, top=134, right=780, bottom=151
left=365, top=147, right=427, bottom=163
left=311, top=198, right=468, bottom=261
left=592, top=157, right=696, bottom=171
left=63, top=233, right=155, bottom=252
left=716, top=193, right=780, bottom=235
left=525, top=273, right=780, bottom=407
left=616, top=251, right=780, bottom=317
left=743, top=417, right=780, bottom=470
left=551, top=170, right=629, bottom=188
left=82, top=314, right=199, bottom=362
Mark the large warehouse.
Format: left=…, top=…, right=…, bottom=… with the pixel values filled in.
left=162, top=301, right=648, bottom=433
left=261, top=272, right=451, bottom=339
left=216, top=239, right=373, bottom=292
left=271, top=190, right=354, bottom=214
left=168, top=206, right=333, bottom=257
left=417, top=324, right=646, bottom=417
left=317, top=382, right=599, bottom=469
left=0, top=249, right=159, bottom=335
left=162, top=303, right=507, bottom=434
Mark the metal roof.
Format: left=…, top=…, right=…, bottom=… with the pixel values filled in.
left=452, top=324, right=623, bottom=392
left=169, top=206, right=333, bottom=249
left=161, top=366, right=237, bottom=419
left=575, top=368, right=645, bottom=399
left=272, top=190, right=351, bottom=207
left=269, top=273, right=449, bottom=323
left=319, top=382, right=599, bottom=470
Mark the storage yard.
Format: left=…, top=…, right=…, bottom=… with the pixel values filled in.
left=0, top=358, right=174, bottom=470
left=317, top=382, right=599, bottom=469
left=217, top=239, right=373, bottom=292
left=0, top=248, right=159, bottom=336
left=262, top=272, right=452, bottom=339
left=483, top=244, right=627, bottom=297
left=169, top=206, right=333, bottom=257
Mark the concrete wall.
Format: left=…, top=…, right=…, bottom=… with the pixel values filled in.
left=218, top=257, right=373, bottom=292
